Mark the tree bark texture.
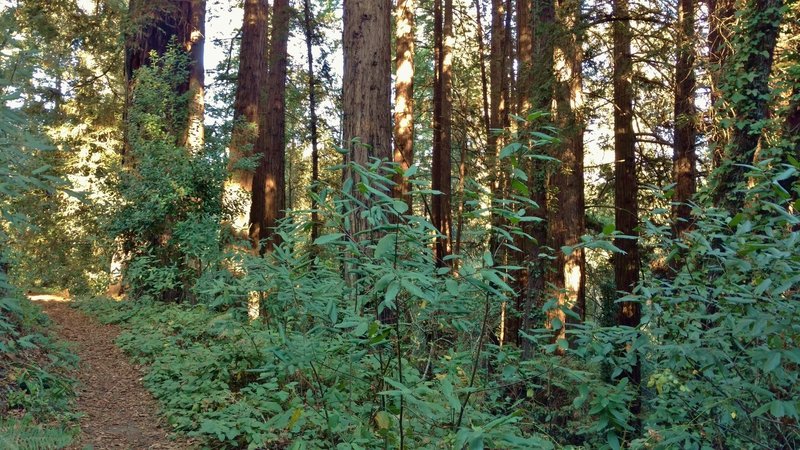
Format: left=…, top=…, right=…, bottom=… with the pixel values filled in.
left=432, top=0, right=453, bottom=265
left=342, top=0, right=392, bottom=239
left=474, top=0, right=491, bottom=144
left=672, top=0, right=696, bottom=237
left=183, top=0, right=205, bottom=154
left=124, top=0, right=204, bottom=154
left=229, top=0, right=269, bottom=236
left=489, top=0, right=507, bottom=173
left=548, top=0, right=585, bottom=346
left=612, top=0, right=641, bottom=393
left=249, top=0, right=291, bottom=251
left=304, top=0, right=321, bottom=242
left=393, top=0, right=415, bottom=212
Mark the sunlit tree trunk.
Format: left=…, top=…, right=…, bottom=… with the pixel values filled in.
left=547, top=0, right=585, bottom=347
left=183, top=0, right=205, bottom=154
left=249, top=0, right=290, bottom=252
left=393, top=0, right=415, bottom=212
left=342, top=0, right=392, bottom=237
left=116, top=0, right=195, bottom=295
left=432, top=0, right=453, bottom=265
left=511, top=0, right=555, bottom=357
left=673, top=0, right=696, bottom=237
left=474, top=0, right=491, bottom=143
left=229, top=0, right=269, bottom=237
left=124, top=0, right=183, bottom=160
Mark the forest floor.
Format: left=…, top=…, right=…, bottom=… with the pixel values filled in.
left=31, top=295, right=191, bottom=450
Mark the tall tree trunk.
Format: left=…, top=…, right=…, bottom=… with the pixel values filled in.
left=613, top=0, right=641, bottom=392
left=505, top=0, right=534, bottom=348
left=514, top=0, right=555, bottom=357
left=116, top=0, right=196, bottom=295
left=393, top=0, right=415, bottom=212
left=249, top=0, right=290, bottom=252
left=432, top=0, right=453, bottom=265
left=488, top=0, right=508, bottom=264
left=712, top=0, right=783, bottom=211
left=124, top=0, right=188, bottom=160
left=672, top=0, right=696, bottom=237
left=547, top=0, right=585, bottom=346
left=503, top=0, right=514, bottom=123
left=229, top=0, right=269, bottom=237
left=489, top=0, right=507, bottom=174
left=342, top=0, right=392, bottom=238
left=474, top=0, right=491, bottom=143
left=183, top=0, right=205, bottom=154
left=303, top=0, right=321, bottom=242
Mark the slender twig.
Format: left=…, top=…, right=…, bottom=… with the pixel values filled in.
left=456, top=290, right=491, bottom=429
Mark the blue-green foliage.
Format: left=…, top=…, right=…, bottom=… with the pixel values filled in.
left=111, top=45, right=228, bottom=301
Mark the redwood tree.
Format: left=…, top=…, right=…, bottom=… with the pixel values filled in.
left=229, top=0, right=269, bottom=236
left=249, top=0, right=290, bottom=251
left=547, top=0, right=586, bottom=344
left=432, top=0, right=453, bottom=265
left=393, top=0, right=415, bottom=211
left=124, top=0, right=204, bottom=155
left=613, top=0, right=641, bottom=393
left=342, top=0, right=392, bottom=238
left=183, top=0, right=205, bottom=154
left=673, top=0, right=697, bottom=237
left=304, top=0, right=321, bottom=241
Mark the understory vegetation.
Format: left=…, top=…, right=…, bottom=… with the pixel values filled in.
left=80, top=156, right=799, bottom=449
left=0, top=292, right=78, bottom=449
left=2, top=0, right=800, bottom=448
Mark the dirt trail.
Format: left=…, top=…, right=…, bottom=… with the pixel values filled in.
left=34, top=298, right=191, bottom=450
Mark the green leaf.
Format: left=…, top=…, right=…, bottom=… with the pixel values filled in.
left=602, top=223, right=615, bottom=235
left=764, top=351, right=781, bottom=373
left=375, top=410, right=392, bottom=430
left=375, top=234, right=397, bottom=259
left=511, top=179, right=529, bottom=195
left=326, top=298, right=338, bottom=324
left=500, top=142, right=523, bottom=159
left=483, top=250, right=493, bottom=267
left=385, top=281, right=400, bottom=303
left=754, top=278, right=771, bottom=296
left=353, top=321, right=369, bottom=337
left=314, top=233, right=345, bottom=245
left=607, top=432, right=620, bottom=450
left=392, top=200, right=409, bottom=214
left=770, top=401, right=785, bottom=418
left=440, top=377, right=461, bottom=409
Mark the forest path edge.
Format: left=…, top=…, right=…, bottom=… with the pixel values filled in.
left=31, top=296, right=191, bottom=450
